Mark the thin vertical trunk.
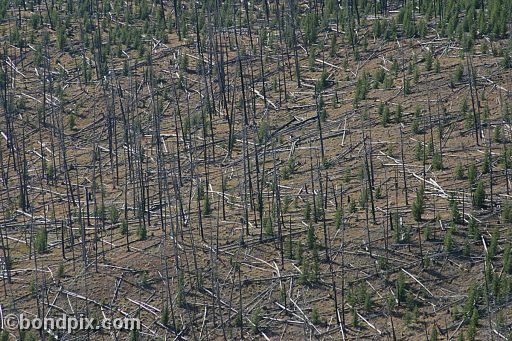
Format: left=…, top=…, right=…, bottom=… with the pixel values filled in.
left=399, top=127, right=408, bottom=206
left=467, top=55, right=480, bottom=145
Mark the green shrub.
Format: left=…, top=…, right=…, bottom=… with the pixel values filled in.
left=296, top=242, right=304, bottom=265
left=468, top=217, right=480, bottom=240
left=354, top=73, right=369, bottom=105
left=503, top=243, right=512, bottom=274
left=383, top=74, right=394, bottom=89
left=412, top=186, right=425, bottom=221
left=503, top=50, right=512, bottom=69
left=502, top=202, right=512, bottom=223
left=463, top=239, right=471, bottom=256
left=425, top=50, right=433, bottom=71
left=349, top=200, right=357, bottom=213
left=109, top=206, right=120, bottom=224
left=450, top=197, right=462, bottom=224
left=481, top=151, right=490, bottom=174
left=202, top=195, right=212, bottom=216
left=403, top=79, right=411, bottom=95
left=302, top=13, right=319, bottom=46
left=493, top=126, right=503, bottom=143
left=488, top=227, right=499, bottom=260
left=35, top=229, right=48, bottom=254
left=423, top=224, right=432, bottom=241
left=444, top=228, right=454, bottom=253
left=307, top=224, right=316, bottom=250
left=177, top=272, right=186, bottom=307
left=432, top=152, right=443, bottom=170
left=250, top=307, right=261, bottom=334
left=412, top=119, right=420, bottom=134
left=430, top=326, right=438, bottom=341
left=335, top=208, right=342, bottom=229
left=57, top=263, right=65, bottom=278
left=68, top=114, right=76, bottom=130
left=415, top=142, right=423, bottom=161
left=473, top=181, right=486, bottom=208
left=311, top=307, right=320, bottom=325
left=467, top=163, right=477, bottom=184
left=395, top=104, right=403, bottom=122
left=57, top=25, right=67, bottom=51
left=304, top=201, right=312, bottom=222
left=453, top=63, right=464, bottom=83
left=137, top=224, right=147, bottom=240
left=395, top=272, right=406, bottom=305
left=161, top=304, right=169, bottom=326
left=382, top=105, right=390, bottom=127
left=455, top=162, right=464, bottom=180
left=375, top=186, right=382, bottom=199
left=120, top=220, right=128, bottom=235
left=434, top=58, right=441, bottom=73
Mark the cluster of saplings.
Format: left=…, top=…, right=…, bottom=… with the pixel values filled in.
left=1, top=0, right=512, bottom=339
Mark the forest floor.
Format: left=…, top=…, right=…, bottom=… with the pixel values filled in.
left=0, top=3, right=512, bottom=341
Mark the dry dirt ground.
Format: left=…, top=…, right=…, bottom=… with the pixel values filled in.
left=0, top=3, right=512, bottom=341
